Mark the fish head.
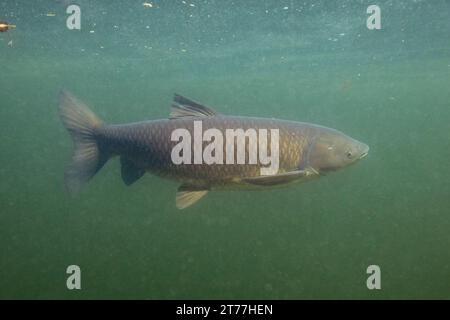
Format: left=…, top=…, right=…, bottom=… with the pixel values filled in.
left=308, top=129, right=369, bottom=174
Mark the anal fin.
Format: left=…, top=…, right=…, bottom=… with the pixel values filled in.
left=176, top=185, right=209, bottom=209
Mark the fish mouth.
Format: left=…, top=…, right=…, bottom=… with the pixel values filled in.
left=359, top=145, right=370, bottom=159
left=359, top=151, right=368, bottom=159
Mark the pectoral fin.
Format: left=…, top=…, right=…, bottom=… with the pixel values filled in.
left=120, top=156, right=145, bottom=186
left=242, top=168, right=319, bottom=187
left=176, top=185, right=209, bottom=209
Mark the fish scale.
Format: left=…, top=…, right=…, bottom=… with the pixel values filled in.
left=98, top=117, right=309, bottom=184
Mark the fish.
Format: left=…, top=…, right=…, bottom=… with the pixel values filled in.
left=58, top=90, right=369, bottom=209
left=0, top=21, right=16, bottom=32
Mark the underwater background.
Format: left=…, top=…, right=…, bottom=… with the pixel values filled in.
left=1, top=0, right=450, bottom=299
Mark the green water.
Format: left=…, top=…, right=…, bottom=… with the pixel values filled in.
left=1, top=0, right=450, bottom=299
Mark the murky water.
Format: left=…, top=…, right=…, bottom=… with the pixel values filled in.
left=1, top=0, right=450, bottom=299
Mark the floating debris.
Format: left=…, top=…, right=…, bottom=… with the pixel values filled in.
left=142, top=2, right=153, bottom=8
left=46, top=13, right=56, bottom=17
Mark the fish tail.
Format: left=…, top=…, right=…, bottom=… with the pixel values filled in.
left=58, top=90, right=109, bottom=194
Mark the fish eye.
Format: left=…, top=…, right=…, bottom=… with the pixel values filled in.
left=346, top=151, right=353, bottom=158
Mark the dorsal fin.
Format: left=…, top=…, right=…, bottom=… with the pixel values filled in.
left=170, top=94, right=219, bottom=119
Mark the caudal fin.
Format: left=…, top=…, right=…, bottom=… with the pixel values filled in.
left=58, top=90, right=108, bottom=194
